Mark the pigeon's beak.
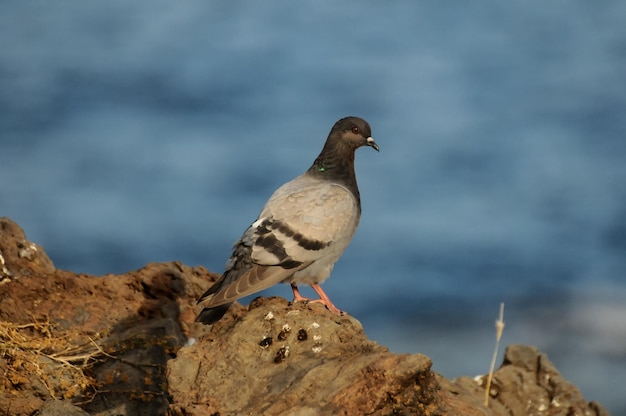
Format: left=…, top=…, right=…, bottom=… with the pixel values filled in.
left=366, top=137, right=379, bottom=152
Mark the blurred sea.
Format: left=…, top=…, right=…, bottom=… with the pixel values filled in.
left=1, top=1, right=625, bottom=413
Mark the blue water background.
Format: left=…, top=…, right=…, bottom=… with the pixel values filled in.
left=1, top=2, right=625, bottom=412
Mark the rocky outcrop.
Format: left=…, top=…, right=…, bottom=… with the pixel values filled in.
left=167, top=297, right=443, bottom=415
left=0, top=217, right=609, bottom=415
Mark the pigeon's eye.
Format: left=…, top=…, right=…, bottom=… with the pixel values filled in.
left=351, top=126, right=359, bottom=134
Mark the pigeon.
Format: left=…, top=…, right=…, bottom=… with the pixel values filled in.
left=196, top=116, right=379, bottom=325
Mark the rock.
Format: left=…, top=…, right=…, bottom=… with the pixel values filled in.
left=455, top=345, right=611, bottom=416
left=0, top=218, right=611, bottom=415
left=0, top=216, right=55, bottom=281
left=0, top=218, right=218, bottom=416
left=166, top=297, right=609, bottom=416
left=35, top=399, right=90, bottom=416
left=167, top=297, right=439, bottom=415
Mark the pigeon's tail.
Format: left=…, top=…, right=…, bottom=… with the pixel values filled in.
left=195, top=303, right=232, bottom=325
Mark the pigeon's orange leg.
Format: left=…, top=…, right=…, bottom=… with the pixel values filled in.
left=310, top=284, right=344, bottom=315
left=291, top=283, right=345, bottom=316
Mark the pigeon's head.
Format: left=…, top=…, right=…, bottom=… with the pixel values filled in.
left=332, top=116, right=379, bottom=152
left=309, top=116, right=378, bottom=180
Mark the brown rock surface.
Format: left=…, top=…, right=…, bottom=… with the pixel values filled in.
left=168, top=297, right=441, bottom=415
left=0, top=217, right=610, bottom=415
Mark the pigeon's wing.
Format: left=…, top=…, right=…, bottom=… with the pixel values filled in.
left=197, top=179, right=360, bottom=308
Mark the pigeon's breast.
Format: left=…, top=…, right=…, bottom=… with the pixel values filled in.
left=256, top=178, right=361, bottom=284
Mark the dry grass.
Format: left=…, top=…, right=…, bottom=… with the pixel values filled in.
left=484, top=302, right=505, bottom=406
left=0, top=317, right=103, bottom=401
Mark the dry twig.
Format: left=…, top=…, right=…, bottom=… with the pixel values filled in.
left=484, top=302, right=505, bottom=406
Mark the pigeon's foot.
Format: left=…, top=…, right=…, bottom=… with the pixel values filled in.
left=305, top=298, right=345, bottom=315
left=290, top=283, right=312, bottom=303
left=290, top=283, right=345, bottom=316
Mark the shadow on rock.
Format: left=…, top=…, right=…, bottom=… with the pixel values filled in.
left=81, top=264, right=190, bottom=416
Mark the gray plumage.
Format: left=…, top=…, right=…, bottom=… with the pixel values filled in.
left=196, top=116, right=379, bottom=324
